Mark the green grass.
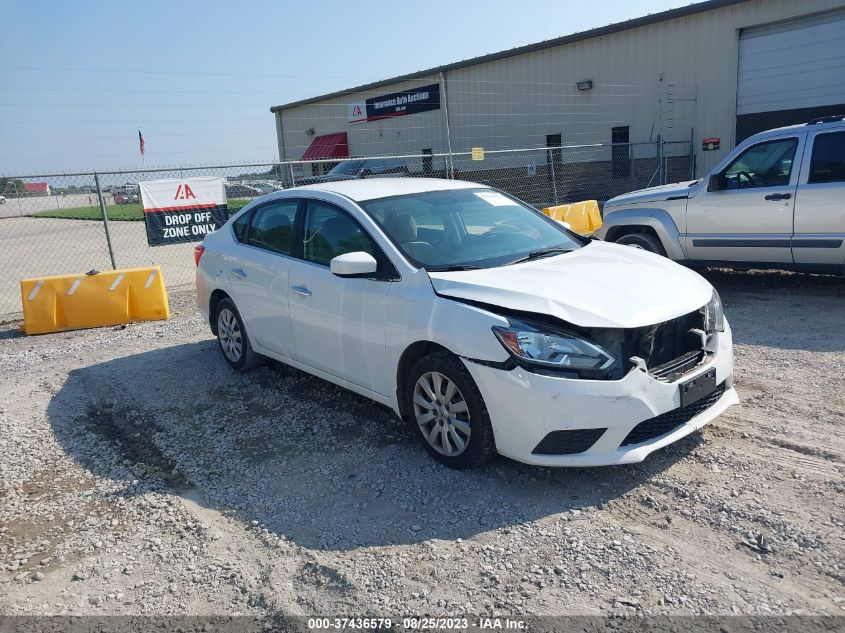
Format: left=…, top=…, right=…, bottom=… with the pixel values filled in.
left=31, top=198, right=251, bottom=221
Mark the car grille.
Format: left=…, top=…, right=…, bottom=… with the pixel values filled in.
left=649, top=350, right=707, bottom=382
left=620, top=383, right=725, bottom=446
left=629, top=309, right=704, bottom=368
left=532, top=428, right=607, bottom=455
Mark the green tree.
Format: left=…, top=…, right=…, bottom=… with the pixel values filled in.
left=0, top=177, right=27, bottom=196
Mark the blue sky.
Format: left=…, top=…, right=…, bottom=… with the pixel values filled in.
left=0, top=0, right=688, bottom=174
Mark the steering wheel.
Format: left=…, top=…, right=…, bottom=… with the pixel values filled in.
left=736, top=170, right=756, bottom=187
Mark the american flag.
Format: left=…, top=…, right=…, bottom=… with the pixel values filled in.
left=138, top=129, right=146, bottom=156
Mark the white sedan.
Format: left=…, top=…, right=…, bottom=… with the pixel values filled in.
left=195, top=178, right=738, bottom=468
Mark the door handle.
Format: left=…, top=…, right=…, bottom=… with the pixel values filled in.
left=231, top=268, right=247, bottom=279
left=764, top=193, right=792, bottom=201
left=291, top=285, right=312, bottom=297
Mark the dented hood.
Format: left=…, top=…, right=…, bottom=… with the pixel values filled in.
left=427, top=241, right=712, bottom=328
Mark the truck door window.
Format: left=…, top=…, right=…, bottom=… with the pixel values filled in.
left=723, top=138, right=797, bottom=189
left=809, top=131, right=845, bottom=183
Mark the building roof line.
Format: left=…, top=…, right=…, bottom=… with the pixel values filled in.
left=270, top=0, right=746, bottom=113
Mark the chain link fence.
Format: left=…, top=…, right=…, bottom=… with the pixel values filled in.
left=0, top=139, right=692, bottom=319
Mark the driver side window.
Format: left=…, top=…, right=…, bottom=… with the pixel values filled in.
left=723, top=138, right=798, bottom=189
left=302, top=201, right=376, bottom=266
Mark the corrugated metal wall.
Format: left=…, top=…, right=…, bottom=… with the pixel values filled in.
left=276, top=0, right=845, bottom=176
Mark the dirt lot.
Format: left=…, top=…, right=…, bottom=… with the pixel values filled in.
left=0, top=217, right=197, bottom=318
left=0, top=193, right=110, bottom=220
left=0, top=270, right=843, bottom=619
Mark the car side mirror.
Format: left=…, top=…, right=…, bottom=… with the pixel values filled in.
left=330, top=251, right=378, bottom=278
left=708, top=173, right=726, bottom=191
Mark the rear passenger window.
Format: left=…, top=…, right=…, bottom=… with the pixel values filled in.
left=232, top=211, right=251, bottom=242
left=247, top=200, right=299, bottom=255
left=809, top=132, right=845, bottom=183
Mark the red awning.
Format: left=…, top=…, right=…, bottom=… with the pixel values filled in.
left=300, top=132, right=349, bottom=161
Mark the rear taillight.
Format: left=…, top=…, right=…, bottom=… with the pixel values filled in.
left=193, top=245, right=205, bottom=266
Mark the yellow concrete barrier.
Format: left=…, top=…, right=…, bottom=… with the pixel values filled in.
left=542, top=200, right=603, bottom=235
left=20, top=266, right=170, bottom=335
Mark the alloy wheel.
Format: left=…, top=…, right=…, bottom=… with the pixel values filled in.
left=412, top=371, right=471, bottom=456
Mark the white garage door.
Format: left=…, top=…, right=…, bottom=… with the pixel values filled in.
left=737, top=10, right=845, bottom=116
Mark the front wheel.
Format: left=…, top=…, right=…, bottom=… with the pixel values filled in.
left=405, top=352, right=496, bottom=469
left=616, top=231, right=666, bottom=255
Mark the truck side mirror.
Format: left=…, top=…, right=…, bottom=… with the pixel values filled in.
left=707, top=173, right=726, bottom=192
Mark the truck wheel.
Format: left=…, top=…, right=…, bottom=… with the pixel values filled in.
left=617, top=232, right=666, bottom=256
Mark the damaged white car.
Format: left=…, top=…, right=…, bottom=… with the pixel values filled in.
left=196, top=178, right=738, bottom=468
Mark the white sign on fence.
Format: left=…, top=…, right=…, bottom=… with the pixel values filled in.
left=139, top=177, right=228, bottom=247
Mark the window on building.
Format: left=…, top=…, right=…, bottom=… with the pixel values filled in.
left=611, top=126, right=630, bottom=179
left=809, top=131, right=845, bottom=183
left=422, top=148, right=433, bottom=176
left=546, top=134, right=562, bottom=164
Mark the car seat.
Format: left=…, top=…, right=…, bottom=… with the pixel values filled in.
left=385, top=214, right=434, bottom=263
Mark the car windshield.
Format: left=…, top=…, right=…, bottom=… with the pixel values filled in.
left=360, top=188, right=583, bottom=270
left=329, top=160, right=365, bottom=175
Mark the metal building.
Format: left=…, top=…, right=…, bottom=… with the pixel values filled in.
left=271, top=0, right=845, bottom=179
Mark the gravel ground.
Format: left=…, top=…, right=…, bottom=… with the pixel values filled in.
left=1, top=269, right=843, bottom=618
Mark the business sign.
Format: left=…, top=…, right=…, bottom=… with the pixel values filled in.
left=348, top=83, right=441, bottom=125
left=702, top=137, right=721, bottom=151
left=140, top=177, right=228, bottom=247
left=347, top=101, right=367, bottom=124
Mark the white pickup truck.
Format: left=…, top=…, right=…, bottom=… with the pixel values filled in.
left=597, top=116, right=845, bottom=274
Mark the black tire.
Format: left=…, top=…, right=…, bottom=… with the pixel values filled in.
left=616, top=231, right=667, bottom=256
left=404, top=351, right=497, bottom=469
left=214, top=297, right=265, bottom=371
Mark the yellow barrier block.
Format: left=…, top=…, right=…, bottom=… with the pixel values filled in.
left=542, top=200, right=603, bottom=235
left=20, top=266, right=170, bottom=335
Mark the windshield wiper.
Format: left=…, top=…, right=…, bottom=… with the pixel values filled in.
left=425, top=264, right=483, bottom=272
left=506, top=247, right=573, bottom=265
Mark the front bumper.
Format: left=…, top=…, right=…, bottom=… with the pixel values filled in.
left=463, top=322, right=738, bottom=466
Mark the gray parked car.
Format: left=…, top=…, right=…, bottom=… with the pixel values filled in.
left=597, top=116, right=845, bottom=274
left=296, top=158, right=409, bottom=186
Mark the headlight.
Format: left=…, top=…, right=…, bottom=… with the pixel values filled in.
left=702, top=289, right=725, bottom=333
left=493, top=321, right=616, bottom=376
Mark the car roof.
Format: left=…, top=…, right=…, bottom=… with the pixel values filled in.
left=752, top=117, right=845, bottom=139
left=290, top=177, right=488, bottom=202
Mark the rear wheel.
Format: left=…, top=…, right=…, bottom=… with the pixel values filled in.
left=405, top=352, right=496, bottom=469
left=616, top=231, right=666, bottom=255
left=214, top=298, right=264, bottom=371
